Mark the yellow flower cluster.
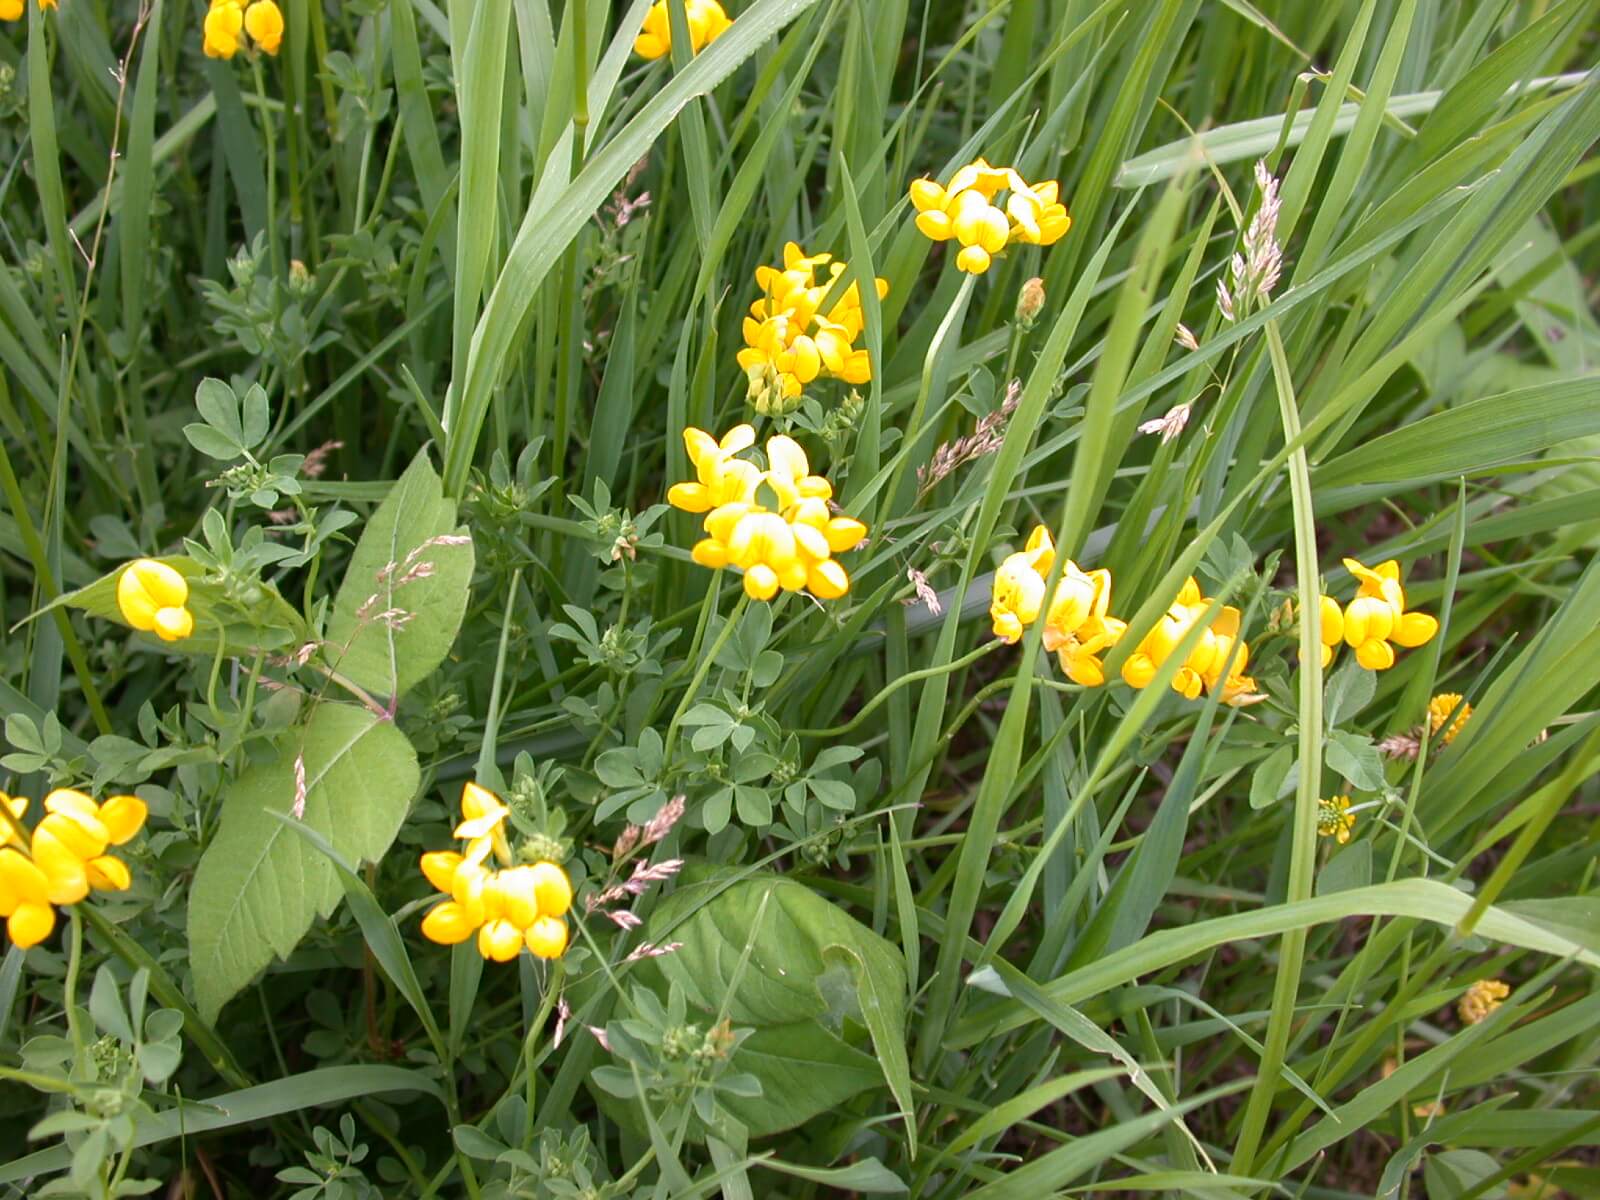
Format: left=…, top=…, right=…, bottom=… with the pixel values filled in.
left=419, top=783, right=571, bottom=962
left=1316, top=794, right=1355, bottom=844
left=1121, top=577, right=1259, bottom=705
left=736, top=243, right=888, bottom=415
left=988, top=527, right=1124, bottom=687
left=1457, top=977, right=1510, bottom=1025
left=203, top=0, right=283, bottom=59
left=668, top=425, right=867, bottom=602
left=1428, top=692, right=1472, bottom=745
left=0, top=790, right=147, bottom=948
left=0, top=0, right=55, bottom=20
left=633, top=0, right=732, bottom=60
left=1319, top=557, right=1438, bottom=671
left=909, top=157, right=1071, bottom=274
left=117, top=559, right=196, bottom=643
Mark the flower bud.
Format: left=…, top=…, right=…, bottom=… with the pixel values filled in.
left=1016, top=277, right=1046, bottom=328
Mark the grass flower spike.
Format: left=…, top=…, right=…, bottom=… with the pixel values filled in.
left=420, top=782, right=571, bottom=962
left=117, top=559, right=195, bottom=642
left=910, top=158, right=1070, bottom=274
left=634, top=0, right=732, bottom=60
left=668, top=427, right=867, bottom=601
left=0, top=789, right=146, bottom=949
left=738, top=243, right=888, bottom=414
left=1339, top=557, right=1438, bottom=670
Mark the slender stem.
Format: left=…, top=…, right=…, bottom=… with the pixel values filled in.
left=519, top=960, right=564, bottom=1147
left=64, top=908, right=86, bottom=1055
left=661, top=593, right=748, bottom=767
left=1232, top=322, right=1322, bottom=1174
left=792, top=640, right=1001, bottom=738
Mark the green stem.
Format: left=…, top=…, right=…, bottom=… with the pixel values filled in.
left=792, top=640, right=1001, bottom=738
left=64, top=908, right=86, bottom=1055
left=1232, top=321, right=1323, bottom=1175
left=661, top=593, right=748, bottom=767
left=519, top=960, right=565, bottom=1147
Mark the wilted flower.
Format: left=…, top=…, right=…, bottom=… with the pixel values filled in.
left=633, top=0, right=732, bottom=60
left=1457, top=978, right=1509, bottom=1025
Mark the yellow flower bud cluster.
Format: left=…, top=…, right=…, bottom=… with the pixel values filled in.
left=1457, top=977, right=1510, bottom=1026
left=117, top=559, right=196, bottom=643
left=736, top=243, right=888, bottom=415
left=0, top=790, right=147, bottom=949
left=1120, top=577, right=1259, bottom=705
left=418, top=783, right=571, bottom=962
left=909, top=157, right=1071, bottom=274
left=633, top=0, right=732, bottom=60
left=204, top=0, right=283, bottom=59
left=1319, top=557, right=1438, bottom=671
left=667, top=425, right=868, bottom=602
left=987, top=526, right=1125, bottom=688
left=1427, top=692, right=1472, bottom=746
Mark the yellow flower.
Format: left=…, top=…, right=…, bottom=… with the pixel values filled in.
left=203, top=2, right=245, bottom=58
left=1340, top=557, right=1438, bottom=671
left=454, top=781, right=512, bottom=867
left=738, top=243, right=887, bottom=414
left=989, top=526, right=1055, bottom=643
left=1041, top=562, right=1126, bottom=688
left=1457, top=978, right=1509, bottom=1025
left=1316, top=795, right=1356, bottom=844
left=1427, top=692, right=1472, bottom=746
left=672, top=428, right=866, bottom=602
left=909, top=158, right=1071, bottom=274
left=667, top=424, right=760, bottom=513
left=243, top=0, right=283, bottom=53
left=0, top=848, right=55, bottom=949
left=1120, top=578, right=1207, bottom=696
left=418, top=790, right=573, bottom=962
left=1317, top=594, right=1343, bottom=668
left=117, top=559, right=195, bottom=642
left=634, top=0, right=732, bottom=60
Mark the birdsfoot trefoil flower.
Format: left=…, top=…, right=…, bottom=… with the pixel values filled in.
left=909, top=158, right=1071, bottom=274
left=633, top=0, right=732, bottom=60
left=117, top=559, right=196, bottom=643
left=0, top=789, right=147, bottom=949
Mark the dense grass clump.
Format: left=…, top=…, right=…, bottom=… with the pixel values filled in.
left=0, top=0, right=1597, bottom=1195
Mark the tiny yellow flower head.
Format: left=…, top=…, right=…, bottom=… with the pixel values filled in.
left=203, top=1, right=245, bottom=58
left=1340, top=557, right=1438, bottom=671
left=0, top=848, right=56, bottom=949
left=1427, top=692, right=1472, bottom=746
left=1457, top=977, right=1510, bottom=1025
left=1317, top=795, right=1356, bottom=845
left=634, top=0, right=732, bottom=60
left=243, top=0, right=283, bottom=53
left=117, top=559, right=195, bottom=642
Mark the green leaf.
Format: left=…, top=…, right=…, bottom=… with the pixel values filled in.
left=1249, top=746, right=1295, bottom=811
left=324, top=450, right=475, bottom=701
left=186, top=703, right=420, bottom=1022
left=1324, top=659, right=1377, bottom=728
left=752, top=1156, right=907, bottom=1194
left=635, top=870, right=908, bottom=1136
left=1325, top=728, right=1386, bottom=792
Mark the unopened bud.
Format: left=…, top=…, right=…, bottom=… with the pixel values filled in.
left=288, top=259, right=313, bottom=295
left=1016, top=277, right=1046, bottom=328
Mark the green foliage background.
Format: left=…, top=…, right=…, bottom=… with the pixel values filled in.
left=0, top=0, right=1597, bottom=1194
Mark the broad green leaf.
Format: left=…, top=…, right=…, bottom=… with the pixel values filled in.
left=636, top=870, right=908, bottom=1136
left=324, top=450, right=475, bottom=701
left=187, top=703, right=420, bottom=1021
